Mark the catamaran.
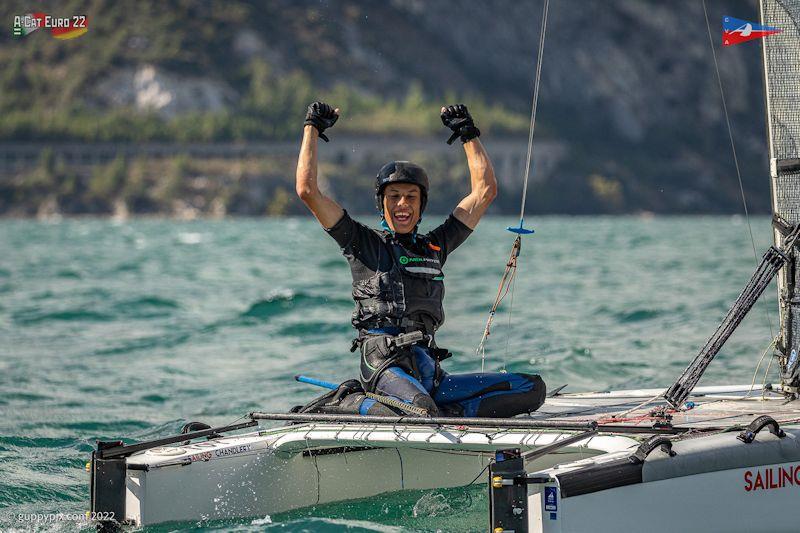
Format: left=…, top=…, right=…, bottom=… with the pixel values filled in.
left=89, top=1, right=800, bottom=531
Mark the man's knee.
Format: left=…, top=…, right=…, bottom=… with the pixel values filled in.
left=410, top=392, right=439, bottom=416
left=516, top=372, right=547, bottom=402
left=476, top=373, right=546, bottom=418
left=519, top=373, right=546, bottom=407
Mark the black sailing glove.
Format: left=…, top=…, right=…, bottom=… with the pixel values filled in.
left=304, top=101, right=338, bottom=142
left=440, top=104, right=481, bottom=145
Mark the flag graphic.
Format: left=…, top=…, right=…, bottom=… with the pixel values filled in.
left=13, top=13, right=43, bottom=37
left=723, top=16, right=781, bottom=46
left=51, top=23, right=88, bottom=40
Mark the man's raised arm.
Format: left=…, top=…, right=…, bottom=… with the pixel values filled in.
left=295, top=101, right=344, bottom=229
left=440, top=105, right=497, bottom=230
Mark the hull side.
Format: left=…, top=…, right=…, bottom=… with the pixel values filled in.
left=528, top=428, right=800, bottom=533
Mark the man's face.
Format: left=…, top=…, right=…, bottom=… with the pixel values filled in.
left=382, top=183, right=422, bottom=234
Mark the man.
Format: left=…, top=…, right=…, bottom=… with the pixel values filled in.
left=295, top=101, right=545, bottom=417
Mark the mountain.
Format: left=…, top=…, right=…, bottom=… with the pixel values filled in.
left=0, top=0, right=770, bottom=215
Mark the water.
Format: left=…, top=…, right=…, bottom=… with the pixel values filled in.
left=0, top=215, right=778, bottom=531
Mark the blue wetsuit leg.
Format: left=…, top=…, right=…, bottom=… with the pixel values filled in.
left=360, top=346, right=546, bottom=417
left=434, top=372, right=545, bottom=417
left=368, top=348, right=439, bottom=415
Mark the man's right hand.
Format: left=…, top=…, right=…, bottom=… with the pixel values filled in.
left=304, top=101, right=339, bottom=142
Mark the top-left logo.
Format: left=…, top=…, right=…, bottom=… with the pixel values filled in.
left=13, top=13, right=89, bottom=40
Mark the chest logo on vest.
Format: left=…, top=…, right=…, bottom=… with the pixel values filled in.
left=398, top=255, right=438, bottom=265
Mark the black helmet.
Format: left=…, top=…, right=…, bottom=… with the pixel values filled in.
left=375, top=161, right=429, bottom=214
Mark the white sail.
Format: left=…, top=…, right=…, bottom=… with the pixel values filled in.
left=761, top=0, right=800, bottom=390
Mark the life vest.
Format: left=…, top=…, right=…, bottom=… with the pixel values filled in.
left=351, top=231, right=445, bottom=335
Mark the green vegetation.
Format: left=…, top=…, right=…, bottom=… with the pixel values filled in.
left=1, top=148, right=482, bottom=218
left=0, top=0, right=769, bottom=216
left=89, top=155, right=126, bottom=200
left=153, top=155, right=188, bottom=206
left=0, top=64, right=529, bottom=142
left=0, top=0, right=530, bottom=216
left=0, top=0, right=529, bottom=143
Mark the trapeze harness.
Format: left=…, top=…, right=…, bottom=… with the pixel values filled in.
left=349, top=230, right=452, bottom=393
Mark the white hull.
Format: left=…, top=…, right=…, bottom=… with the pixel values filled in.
left=531, top=460, right=800, bottom=533
left=99, top=386, right=800, bottom=529
left=124, top=424, right=631, bottom=525
left=528, top=428, right=800, bottom=532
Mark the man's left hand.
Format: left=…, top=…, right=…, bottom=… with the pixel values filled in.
left=440, top=104, right=481, bottom=145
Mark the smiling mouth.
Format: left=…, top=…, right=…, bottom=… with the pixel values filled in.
left=393, top=211, right=412, bottom=224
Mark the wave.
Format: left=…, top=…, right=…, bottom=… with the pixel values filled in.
left=12, top=308, right=112, bottom=325
left=0, top=436, right=79, bottom=449
left=2, top=391, right=51, bottom=402
left=13, top=295, right=180, bottom=326
left=240, top=292, right=351, bottom=321
left=613, top=308, right=663, bottom=322
left=0, top=479, right=83, bottom=508
left=320, top=258, right=349, bottom=270
left=94, top=331, right=190, bottom=356
left=140, top=394, right=167, bottom=404
left=279, top=321, right=351, bottom=337
left=49, top=419, right=153, bottom=433
left=113, top=296, right=180, bottom=318
left=272, top=484, right=484, bottom=532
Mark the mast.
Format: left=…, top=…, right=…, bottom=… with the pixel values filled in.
left=761, top=0, right=800, bottom=393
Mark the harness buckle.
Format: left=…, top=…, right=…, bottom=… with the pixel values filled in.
left=349, top=338, right=362, bottom=353
left=390, top=330, right=424, bottom=348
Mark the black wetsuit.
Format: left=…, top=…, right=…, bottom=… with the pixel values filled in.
left=320, top=211, right=545, bottom=417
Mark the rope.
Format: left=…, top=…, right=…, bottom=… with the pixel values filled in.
left=503, top=259, right=519, bottom=368
left=762, top=349, right=777, bottom=400
left=702, top=0, right=774, bottom=341
left=365, top=392, right=429, bottom=417
left=476, top=237, right=521, bottom=371
left=517, top=0, right=550, bottom=225
left=745, top=337, right=777, bottom=399
left=611, top=390, right=667, bottom=420
left=475, top=0, right=550, bottom=369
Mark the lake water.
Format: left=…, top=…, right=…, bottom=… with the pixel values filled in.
left=0, top=215, right=779, bottom=531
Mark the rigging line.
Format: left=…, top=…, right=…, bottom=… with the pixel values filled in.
left=503, top=258, right=519, bottom=369
left=702, top=0, right=775, bottom=340
left=517, top=0, right=550, bottom=224
left=477, top=237, right=521, bottom=371
left=611, top=389, right=667, bottom=420
left=745, top=337, right=777, bottom=398
left=477, top=0, right=548, bottom=368
left=762, top=349, right=776, bottom=400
